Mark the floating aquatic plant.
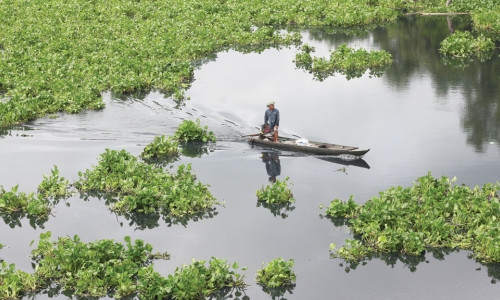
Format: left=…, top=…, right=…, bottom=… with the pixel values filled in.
left=439, top=31, right=495, bottom=58
left=325, top=173, right=500, bottom=263
left=75, top=149, right=219, bottom=216
left=256, top=177, right=294, bottom=204
left=0, top=185, right=51, bottom=217
left=294, top=43, right=393, bottom=80
left=141, top=135, right=180, bottom=160
left=0, top=232, right=247, bottom=299
left=256, top=258, right=296, bottom=288
left=174, top=119, right=216, bottom=142
left=0, top=261, right=39, bottom=300
left=37, top=166, right=71, bottom=198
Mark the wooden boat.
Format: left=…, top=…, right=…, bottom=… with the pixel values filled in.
left=248, top=136, right=370, bottom=156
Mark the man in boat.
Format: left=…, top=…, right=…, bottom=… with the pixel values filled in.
left=263, top=101, right=280, bottom=142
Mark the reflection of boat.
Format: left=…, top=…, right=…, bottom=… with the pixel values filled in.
left=249, top=136, right=370, bottom=156
left=316, top=156, right=371, bottom=169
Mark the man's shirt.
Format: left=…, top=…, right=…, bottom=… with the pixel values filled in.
left=264, top=108, right=280, bottom=127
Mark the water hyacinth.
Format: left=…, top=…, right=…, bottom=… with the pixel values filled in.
left=141, top=135, right=180, bottom=160
left=325, top=173, right=500, bottom=264
left=75, top=149, right=220, bottom=216
left=294, top=43, right=393, bottom=80
left=1, top=0, right=457, bottom=128
left=256, top=258, right=296, bottom=288
left=256, top=176, right=294, bottom=204
left=174, top=119, right=216, bottom=142
left=0, top=232, right=246, bottom=299
left=439, top=31, right=495, bottom=58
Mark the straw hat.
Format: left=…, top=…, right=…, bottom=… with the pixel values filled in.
left=266, top=101, right=275, bottom=107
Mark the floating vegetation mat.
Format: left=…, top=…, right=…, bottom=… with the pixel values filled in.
left=326, top=173, right=500, bottom=264
left=75, top=149, right=220, bottom=217
left=0, top=166, right=71, bottom=228
left=256, top=258, right=296, bottom=288
left=294, top=43, right=393, bottom=80
left=439, top=31, right=495, bottom=67
left=2, top=0, right=464, bottom=127
left=0, top=232, right=247, bottom=300
left=256, top=176, right=295, bottom=204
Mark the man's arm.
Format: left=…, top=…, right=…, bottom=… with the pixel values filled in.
left=264, top=110, right=268, bottom=125
left=275, top=110, right=280, bottom=126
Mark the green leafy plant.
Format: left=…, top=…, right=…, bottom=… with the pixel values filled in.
left=439, top=31, right=495, bottom=58
left=75, top=149, right=220, bottom=216
left=37, top=166, right=71, bottom=198
left=0, top=185, right=51, bottom=217
left=255, top=258, right=296, bottom=288
left=0, top=0, right=418, bottom=128
left=0, top=261, right=40, bottom=300
left=139, top=258, right=247, bottom=300
left=324, top=173, right=500, bottom=263
left=141, top=135, right=180, bottom=160
left=256, top=177, right=294, bottom=204
left=174, top=119, right=216, bottom=142
left=1, top=231, right=247, bottom=299
left=294, top=43, right=393, bottom=80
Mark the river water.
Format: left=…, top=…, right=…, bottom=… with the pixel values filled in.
left=1, top=16, right=500, bottom=299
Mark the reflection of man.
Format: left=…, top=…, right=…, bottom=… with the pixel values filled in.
left=261, top=152, right=281, bottom=183
left=264, top=102, right=280, bottom=142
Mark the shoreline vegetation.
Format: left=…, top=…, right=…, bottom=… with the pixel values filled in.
left=1, top=0, right=500, bottom=127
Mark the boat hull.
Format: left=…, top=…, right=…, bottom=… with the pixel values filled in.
left=249, top=138, right=370, bottom=156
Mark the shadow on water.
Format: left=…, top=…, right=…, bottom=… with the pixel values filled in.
left=180, top=142, right=214, bottom=158
left=34, top=285, right=249, bottom=300
left=0, top=211, right=49, bottom=230
left=260, top=284, right=296, bottom=300
left=79, top=191, right=217, bottom=229
left=256, top=201, right=296, bottom=220
left=316, top=156, right=371, bottom=169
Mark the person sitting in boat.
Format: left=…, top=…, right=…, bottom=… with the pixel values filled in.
left=261, top=152, right=281, bottom=183
left=264, top=102, right=280, bottom=142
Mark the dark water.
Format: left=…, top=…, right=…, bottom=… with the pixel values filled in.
left=1, top=16, right=500, bottom=299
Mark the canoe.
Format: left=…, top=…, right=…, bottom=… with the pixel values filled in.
left=248, top=136, right=370, bottom=156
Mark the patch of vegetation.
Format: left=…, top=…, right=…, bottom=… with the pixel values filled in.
left=31, top=232, right=169, bottom=298
left=294, top=43, right=393, bottom=80
left=138, top=258, right=247, bottom=300
left=141, top=135, right=180, bottom=160
left=256, top=177, right=295, bottom=204
left=324, top=173, right=500, bottom=263
left=75, top=149, right=220, bottom=216
left=0, top=261, right=40, bottom=300
left=1, top=232, right=247, bottom=299
left=255, top=258, right=296, bottom=288
left=1, top=0, right=450, bottom=127
left=0, top=185, right=51, bottom=217
left=37, top=166, right=71, bottom=198
left=439, top=31, right=495, bottom=59
left=174, top=119, right=216, bottom=142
